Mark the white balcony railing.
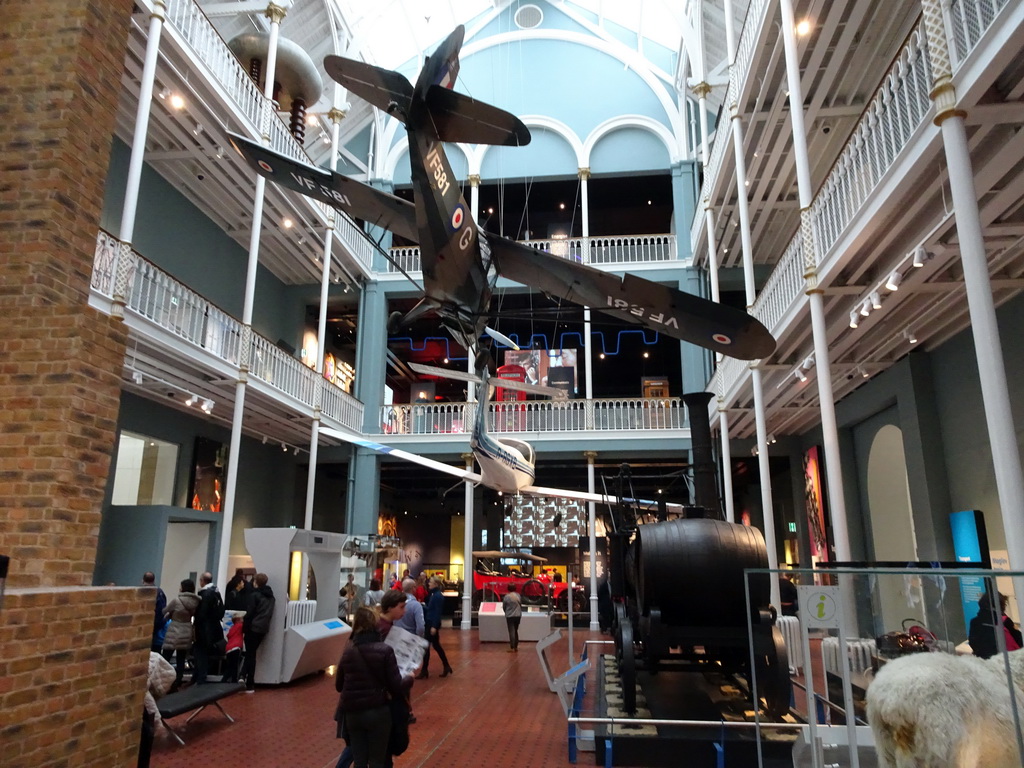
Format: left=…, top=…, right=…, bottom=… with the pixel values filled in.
left=712, top=0, right=1012, bottom=400
left=159, top=0, right=375, bottom=275
left=379, top=398, right=686, bottom=436
left=92, top=231, right=365, bottom=431
left=386, top=233, right=678, bottom=274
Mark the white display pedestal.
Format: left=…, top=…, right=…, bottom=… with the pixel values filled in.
left=477, top=602, right=551, bottom=642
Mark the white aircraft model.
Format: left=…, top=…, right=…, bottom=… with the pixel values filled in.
left=321, top=363, right=683, bottom=511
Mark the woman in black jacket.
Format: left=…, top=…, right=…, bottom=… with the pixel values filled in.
left=335, top=607, right=405, bottom=768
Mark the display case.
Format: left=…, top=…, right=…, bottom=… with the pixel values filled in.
left=745, top=567, right=1024, bottom=768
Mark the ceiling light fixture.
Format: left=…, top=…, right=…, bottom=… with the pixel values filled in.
left=870, top=291, right=882, bottom=310
left=282, top=217, right=294, bottom=229
left=192, top=122, right=203, bottom=136
left=885, top=269, right=902, bottom=291
left=158, top=87, right=171, bottom=100
left=860, top=298, right=872, bottom=317
left=861, top=365, right=870, bottom=378
left=795, top=19, right=812, bottom=36
left=281, top=442, right=288, bottom=452
left=905, top=327, right=918, bottom=344
left=849, top=310, right=859, bottom=329
left=201, top=398, right=214, bottom=414
left=294, top=445, right=300, bottom=455
left=912, top=245, right=928, bottom=268
left=169, top=93, right=185, bottom=110
left=802, top=354, right=815, bottom=369
left=215, top=145, right=225, bottom=159
left=185, top=394, right=198, bottom=406
left=131, top=370, right=144, bottom=384
left=794, top=369, right=808, bottom=383
left=767, top=433, right=777, bottom=444
left=262, top=435, right=268, bottom=445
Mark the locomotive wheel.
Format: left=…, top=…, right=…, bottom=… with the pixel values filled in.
left=754, top=626, right=791, bottom=719
left=521, top=579, right=547, bottom=604
left=472, top=588, right=499, bottom=608
left=616, top=614, right=638, bottom=714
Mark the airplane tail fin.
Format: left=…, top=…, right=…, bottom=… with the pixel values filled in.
left=324, top=56, right=414, bottom=123
left=425, top=86, right=531, bottom=147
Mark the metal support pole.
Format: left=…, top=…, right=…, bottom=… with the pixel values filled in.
left=461, top=452, right=475, bottom=629
left=779, top=0, right=851, bottom=560
left=217, top=3, right=286, bottom=589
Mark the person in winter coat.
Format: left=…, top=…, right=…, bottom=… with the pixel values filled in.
left=241, top=572, right=275, bottom=691
left=139, top=651, right=176, bottom=768
left=417, top=576, right=452, bottom=679
left=192, top=571, right=225, bottom=685
left=162, top=579, right=200, bottom=690
left=334, top=606, right=406, bottom=768
left=502, top=582, right=523, bottom=652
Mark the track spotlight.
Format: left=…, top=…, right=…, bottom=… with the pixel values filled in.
left=860, top=298, right=871, bottom=317
left=885, top=269, right=902, bottom=291
left=870, top=291, right=882, bottom=310
left=215, top=145, right=225, bottom=159
left=912, top=245, right=928, bottom=268
left=201, top=398, right=214, bottom=413
left=185, top=394, right=198, bottom=406
left=192, top=122, right=203, bottom=136
left=262, top=435, right=268, bottom=445
left=905, top=327, right=918, bottom=344
left=767, top=433, right=777, bottom=444
left=802, top=354, right=815, bottom=369
left=169, top=93, right=186, bottom=110
left=293, top=445, right=300, bottom=455
left=158, top=87, right=171, bottom=100
left=751, top=445, right=759, bottom=456
left=131, top=370, right=144, bottom=384
left=281, top=442, right=288, bottom=452
left=849, top=310, right=859, bottom=329
left=794, top=369, right=808, bottom=383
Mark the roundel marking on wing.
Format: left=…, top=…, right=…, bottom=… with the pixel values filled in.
left=450, top=205, right=465, bottom=230
left=258, top=160, right=274, bottom=173
left=712, top=333, right=733, bottom=345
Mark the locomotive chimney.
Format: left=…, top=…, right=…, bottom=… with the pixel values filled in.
left=682, top=392, right=720, bottom=518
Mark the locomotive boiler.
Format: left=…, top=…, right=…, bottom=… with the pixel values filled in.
left=608, top=392, right=790, bottom=718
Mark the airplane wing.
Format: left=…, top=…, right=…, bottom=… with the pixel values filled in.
left=488, top=237, right=777, bottom=360
left=320, top=428, right=482, bottom=484
left=323, top=56, right=414, bottom=119
left=425, top=86, right=531, bottom=147
left=227, top=133, right=419, bottom=243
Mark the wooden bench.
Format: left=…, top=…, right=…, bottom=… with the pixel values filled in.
left=157, top=682, right=245, bottom=745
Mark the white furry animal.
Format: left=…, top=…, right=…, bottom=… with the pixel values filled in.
left=866, top=649, right=1024, bottom=768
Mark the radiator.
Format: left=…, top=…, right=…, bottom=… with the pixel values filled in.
left=777, top=616, right=803, bottom=673
left=821, top=636, right=876, bottom=675
left=286, top=599, right=317, bottom=627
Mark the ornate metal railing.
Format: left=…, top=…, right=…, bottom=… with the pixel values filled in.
left=712, top=0, right=1012, bottom=400
left=158, top=0, right=374, bottom=274
left=386, top=233, right=678, bottom=274
left=92, top=230, right=364, bottom=430
left=378, top=397, right=686, bottom=436
left=947, top=0, right=1011, bottom=64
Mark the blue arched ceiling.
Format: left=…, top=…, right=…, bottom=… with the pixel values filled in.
left=591, top=127, right=670, bottom=174
left=481, top=127, right=576, bottom=181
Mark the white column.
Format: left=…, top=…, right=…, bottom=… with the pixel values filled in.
left=580, top=168, right=594, bottom=402
left=216, top=2, right=286, bottom=589
left=461, top=452, right=475, bottom=630
left=585, top=450, right=599, bottom=630
left=114, top=1, right=166, bottom=316
left=724, top=0, right=780, bottom=608
left=779, top=0, right=850, bottom=560
left=922, top=0, right=1024, bottom=618
left=467, top=173, right=480, bottom=401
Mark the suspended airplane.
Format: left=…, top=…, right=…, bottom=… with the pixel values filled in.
left=228, top=25, right=776, bottom=368
left=321, top=363, right=684, bottom=511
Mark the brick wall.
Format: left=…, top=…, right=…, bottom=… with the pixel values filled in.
left=0, top=587, right=151, bottom=767
left=0, top=2, right=150, bottom=765
left=0, top=0, right=134, bottom=588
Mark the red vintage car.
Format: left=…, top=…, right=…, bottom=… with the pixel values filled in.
left=471, top=550, right=587, bottom=612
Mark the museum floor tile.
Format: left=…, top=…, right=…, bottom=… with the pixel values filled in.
left=151, top=627, right=604, bottom=768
